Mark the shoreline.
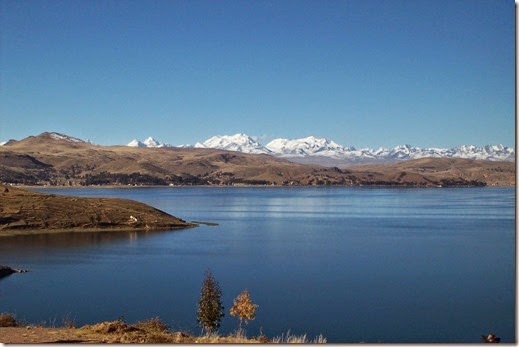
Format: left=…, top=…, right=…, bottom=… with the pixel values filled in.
left=0, top=314, right=326, bottom=343
left=14, top=183, right=516, bottom=189
left=0, top=224, right=197, bottom=237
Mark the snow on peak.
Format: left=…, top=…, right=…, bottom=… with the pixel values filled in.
left=266, top=136, right=353, bottom=157
left=127, top=139, right=146, bottom=147
left=197, top=134, right=514, bottom=163
left=199, top=133, right=272, bottom=154
left=143, top=137, right=164, bottom=147
left=127, top=137, right=171, bottom=148
left=47, top=132, right=85, bottom=143
left=123, top=133, right=514, bottom=163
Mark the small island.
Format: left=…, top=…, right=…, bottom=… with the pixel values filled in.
left=0, top=185, right=196, bottom=236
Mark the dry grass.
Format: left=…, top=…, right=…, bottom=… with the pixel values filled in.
left=272, top=330, right=327, bottom=344
left=194, top=330, right=264, bottom=344
left=0, top=312, right=326, bottom=344
left=133, top=317, right=169, bottom=333
left=78, top=318, right=196, bottom=343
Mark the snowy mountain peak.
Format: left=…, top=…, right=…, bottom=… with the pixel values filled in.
left=127, top=139, right=146, bottom=147
left=198, top=133, right=272, bottom=154
left=266, top=136, right=352, bottom=157
left=196, top=134, right=514, bottom=163
left=143, top=137, right=163, bottom=147
left=127, top=137, right=170, bottom=148
left=123, top=133, right=514, bottom=164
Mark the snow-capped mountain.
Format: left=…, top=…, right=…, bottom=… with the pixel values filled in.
left=127, top=137, right=171, bottom=148
left=194, top=134, right=273, bottom=154
left=124, top=134, right=514, bottom=163
left=192, top=134, right=514, bottom=163
left=127, top=139, right=146, bottom=147
left=449, top=144, right=515, bottom=161
left=266, top=136, right=354, bottom=157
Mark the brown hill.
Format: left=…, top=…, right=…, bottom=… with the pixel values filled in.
left=0, top=185, right=194, bottom=235
left=0, top=132, right=514, bottom=187
left=346, top=157, right=516, bottom=187
left=0, top=132, right=358, bottom=186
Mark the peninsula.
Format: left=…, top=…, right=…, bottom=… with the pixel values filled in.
left=0, top=185, right=195, bottom=235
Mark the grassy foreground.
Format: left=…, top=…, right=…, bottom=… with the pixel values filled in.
left=0, top=314, right=326, bottom=344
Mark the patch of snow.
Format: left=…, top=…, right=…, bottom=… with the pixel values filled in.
left=49, top=132, right=85, bottom=143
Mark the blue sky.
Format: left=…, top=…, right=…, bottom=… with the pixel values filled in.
left=0, top=0, right=514, bottom=148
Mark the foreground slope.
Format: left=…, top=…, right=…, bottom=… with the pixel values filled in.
left=0, top=132, right=514, bottom=187
left=0, top=185, right=194, bottom=234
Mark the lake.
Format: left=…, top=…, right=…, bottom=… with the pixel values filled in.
left=0, top=187, right=515, bottom=343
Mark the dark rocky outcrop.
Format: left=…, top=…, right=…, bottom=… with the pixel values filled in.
left=0, top=265, right=27, bottom=279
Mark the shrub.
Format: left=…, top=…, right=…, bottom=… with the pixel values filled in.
left=134, top=317, right=169, bottom=334
left=0, top=313, right=18, bottom=327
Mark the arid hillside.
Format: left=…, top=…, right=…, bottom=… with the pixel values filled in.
left=0, top=132, right=358, bottom=186
left=0, top=132, right=514, bottom=187
left=346, top=157, right=516, bottom=187
left=0, top=184, right=194, bottom=234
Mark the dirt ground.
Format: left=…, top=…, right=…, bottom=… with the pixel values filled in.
left=0, top=326, right=102, bottom=343
left=0, top=321, right=267, bottom=344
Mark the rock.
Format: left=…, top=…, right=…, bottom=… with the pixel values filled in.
left=482, top=334, right=501, bottom=343
left=0, top=265, right=28, bottom=278
left=0, top=265, right=16, bottom=278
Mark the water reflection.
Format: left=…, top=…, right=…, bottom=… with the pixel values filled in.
left=0, top=229, right=189, bottom=264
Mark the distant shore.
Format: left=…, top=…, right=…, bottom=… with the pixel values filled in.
left=12, top=182, right=516, bottom=189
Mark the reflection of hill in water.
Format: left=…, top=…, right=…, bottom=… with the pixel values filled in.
left=0, top=230, right=186, bottom=266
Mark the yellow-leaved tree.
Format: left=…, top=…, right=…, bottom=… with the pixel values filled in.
left=229, top=289, right=259, bottom=331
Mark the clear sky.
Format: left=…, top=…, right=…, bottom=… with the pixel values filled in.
left=0, top=0, right=515, bottom=148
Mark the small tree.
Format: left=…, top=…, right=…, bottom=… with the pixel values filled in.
left=230, top=289, right=259, bottom=331
left=196, top=270, right=224, bottom=334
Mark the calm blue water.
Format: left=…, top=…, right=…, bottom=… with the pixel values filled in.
left=0, top=187, right=515, bottom=343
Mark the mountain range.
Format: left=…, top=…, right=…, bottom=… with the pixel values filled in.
left=0, top=132, right=514, bottom=187
left=127, top=134, right=515, bottom=164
